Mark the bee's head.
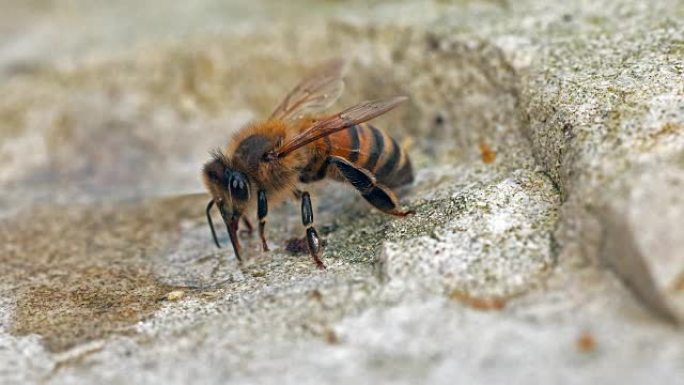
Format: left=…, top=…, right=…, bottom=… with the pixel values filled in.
left=202, top=155, right=251, bottom=213
left=202, top=152, right=251, bottom=259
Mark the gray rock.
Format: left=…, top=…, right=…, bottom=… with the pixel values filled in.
left=518, top=1, right=684, bottom=320
left=376, top=167, right=559, bottom=298
left=599, top=163, right=684, bottom=322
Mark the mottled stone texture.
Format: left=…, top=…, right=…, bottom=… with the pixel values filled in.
left=1, top=0, right=683, bottom=384
left=518, top=4, right=684, bottom=320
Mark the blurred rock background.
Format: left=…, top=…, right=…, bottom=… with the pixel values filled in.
left=1, top=0, right=683, bottom=384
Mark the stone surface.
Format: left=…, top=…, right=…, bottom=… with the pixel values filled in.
left=599, top=164, right=684, bottom=322
left=1, top=0, right=683, bottom=384
left=517, top=0, right=684, bottom=320
left=376, top=167, right=558, bottom=298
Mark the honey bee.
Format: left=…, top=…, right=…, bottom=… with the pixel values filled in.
left=202, top=59, right=414, bottom=269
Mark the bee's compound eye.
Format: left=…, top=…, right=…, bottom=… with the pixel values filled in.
left=229, top=172, right=250, bottom=201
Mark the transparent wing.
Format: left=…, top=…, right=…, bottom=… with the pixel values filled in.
left=274, top=96, right=408, bottom=158
left=269, top=59, right=346, bottom=121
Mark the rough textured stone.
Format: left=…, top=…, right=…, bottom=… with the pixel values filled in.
left=517, top=1, right=684, bottom=320
left=1, top=0, right=684, bottom=384
left=376, top=167, right=558, bottom=298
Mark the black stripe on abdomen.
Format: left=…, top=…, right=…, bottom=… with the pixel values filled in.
left=364, top=125, right=384, bottom=171
left=348, top=125, right=360, bottom=162
left=376, top=137, right=400, bottom=180
left=384, top=154, right=414, bottom=187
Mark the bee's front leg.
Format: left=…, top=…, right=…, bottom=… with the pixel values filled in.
left=257, top=189, right=269, bottom=251
left=300, top=191, right=325, bottom=269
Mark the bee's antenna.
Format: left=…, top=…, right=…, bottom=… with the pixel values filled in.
left=206, top=200, right=221, bottom=248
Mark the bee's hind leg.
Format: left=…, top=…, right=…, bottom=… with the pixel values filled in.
left=329, top=156, right=414, bottom=217
left=300, top=191, right=326, bottom=269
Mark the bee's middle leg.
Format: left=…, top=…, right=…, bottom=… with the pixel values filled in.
left=257, top=190, right=269, bottom=251
left=300, top=191, right=325, bottom=269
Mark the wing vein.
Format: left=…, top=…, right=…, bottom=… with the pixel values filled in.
left=274, top=96, right=408, bottom=158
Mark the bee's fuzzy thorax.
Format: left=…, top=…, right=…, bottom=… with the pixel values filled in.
left=224, top=119, right=312, bottom=190
left=225, top=120, right=290, bottom=156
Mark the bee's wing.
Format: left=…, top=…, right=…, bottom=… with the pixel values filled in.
left=269, top=59, right=346, bottom=121
left=274, top=96, right=408, bottom=158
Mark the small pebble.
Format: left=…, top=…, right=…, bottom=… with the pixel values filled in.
left=576, top=331, right=597, bottom=353
left=166, top=290, right=185, bottom=301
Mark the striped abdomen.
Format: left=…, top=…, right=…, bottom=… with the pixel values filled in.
left=300, top=123, right=413, bottom=188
